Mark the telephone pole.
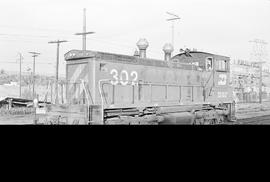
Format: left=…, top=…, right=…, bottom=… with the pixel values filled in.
left=17, top=53, right=23, bottom=98
left=48, top=40, right=68, bottom=105
left=249, top=39, right=268, bottom=104
left=166, top=12, right=181, bottom=48
left=75, top=8, right=95, bottom=51
left=29, top=52, right=41, bottom=100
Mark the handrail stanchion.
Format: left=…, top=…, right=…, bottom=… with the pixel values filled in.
left=179, top=86, right=182, bottom=103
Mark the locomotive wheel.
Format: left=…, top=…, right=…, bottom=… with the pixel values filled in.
left=224, top=116, right=229, bottom=123
left=72, top=119, right=80, bottom=125
left=194, top=118, right=204, bottom=125
left=217, top=116, right=225, bottom=124
left=204, top=119, right=212, bottom=125
left=204, top=119, right=219, bottom=125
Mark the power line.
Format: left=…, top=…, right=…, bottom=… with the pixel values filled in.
left=0, top=32, right=166, bottom=53
left=0, top=33, right=52, bottom=38
left=85, top=37, right=164, bottom=55
left=0, top=32, right=166, bottom=58
left=0, top=35, right=141, bottom=50
left=0, top=24, right=78, bottom=34
left=0, top=61, right=53, bottom=65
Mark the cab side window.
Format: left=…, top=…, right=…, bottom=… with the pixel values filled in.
left=216, top=60, right=227, bottom=71
left=206, top=57, right=213, bottom=71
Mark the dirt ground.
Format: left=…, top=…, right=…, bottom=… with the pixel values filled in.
left=236, top=102, right=270, bottom=120
left=0, top=115, right=34, bottom=125
left=236, top=102, right=270, bottom=111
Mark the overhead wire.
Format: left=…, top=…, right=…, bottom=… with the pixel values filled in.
left=0, top=61, right=53, bottom=65
left=0, top=23, right=171, bottom=63
left=0, top=34, right=164, bottom=58
left=0, top=25, right=168, bottom=51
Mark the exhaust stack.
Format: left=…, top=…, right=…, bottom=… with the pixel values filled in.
left=163, top=43, right=174, bottom=61
left=136, top=39, right=149, bottom=59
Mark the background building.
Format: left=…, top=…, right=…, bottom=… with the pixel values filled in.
left=230, top=59, right=270, bottom=103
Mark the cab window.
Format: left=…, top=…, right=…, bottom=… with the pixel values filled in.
left=216, top=60, right=227, bottom=72
left=206, top=57, right=213, bottom=71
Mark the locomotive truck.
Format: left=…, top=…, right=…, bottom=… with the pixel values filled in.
left=43, top=39, right=236, bottom=125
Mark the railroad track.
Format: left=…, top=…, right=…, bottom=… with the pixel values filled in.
left=236, top=115, right=270, bottom=125
left=235, top=105, right=270, bottom=125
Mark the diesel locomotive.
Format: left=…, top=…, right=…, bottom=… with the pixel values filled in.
left=58, top=38, right=236, bottom=125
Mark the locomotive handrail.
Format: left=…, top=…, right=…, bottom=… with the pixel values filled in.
left=99, top=80, right=204, bottom=89
left=205, top=71, right=214, bottom=88
left=80, top=79, right=94, bottom=106
left=99, top=79, right=206, bottom=108
left=44, top=80, right=51, bottom=103
left=102, top=79, right=205, bottom=87
left=204, top=71, right=215, bottom=98
left=98, top=79, right=111, bottom=124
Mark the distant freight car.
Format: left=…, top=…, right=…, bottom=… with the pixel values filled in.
left=60, top=39, right=236, bottom=125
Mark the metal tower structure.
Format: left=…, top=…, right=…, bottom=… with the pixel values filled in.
left=249, top=39, right=268, bottom=104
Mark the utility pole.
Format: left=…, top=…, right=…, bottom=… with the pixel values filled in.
left=29, top=52, right=41, bottom=100
left=75, top=8, right=95, bottom=51
left=259, top=62, right=264, bottom=104
left=17, top=53, right=24, bottom=98
left=251, top=61, right=266, bottom=104
left=250, top=39, right=268, bottom=104
left=48, top=40, right=68, bottom=105
left=166, top=12, right=181, bottom=48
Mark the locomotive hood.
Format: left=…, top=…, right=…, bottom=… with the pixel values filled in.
left=64, top=50, right=97, bottom=61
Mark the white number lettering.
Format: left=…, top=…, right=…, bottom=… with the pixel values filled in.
left=110, top=69, right=119, bottom=85
left=131, top=71, right=138, bottom=86
left=110, top=69, right=138, bottom=86
left=120, top=70, right=129, bottom=86
left=218, top=74, right=227, bottom=86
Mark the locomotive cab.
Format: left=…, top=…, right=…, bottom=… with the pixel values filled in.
left=172, top=50, right=231, bottom=94
left=172, top=50, right=236, bottom=123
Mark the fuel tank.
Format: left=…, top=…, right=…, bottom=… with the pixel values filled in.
left=159, top=112, right=195, bottom=125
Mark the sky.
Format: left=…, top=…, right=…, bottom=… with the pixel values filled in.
left=0, top=0, right=270, bottom=76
